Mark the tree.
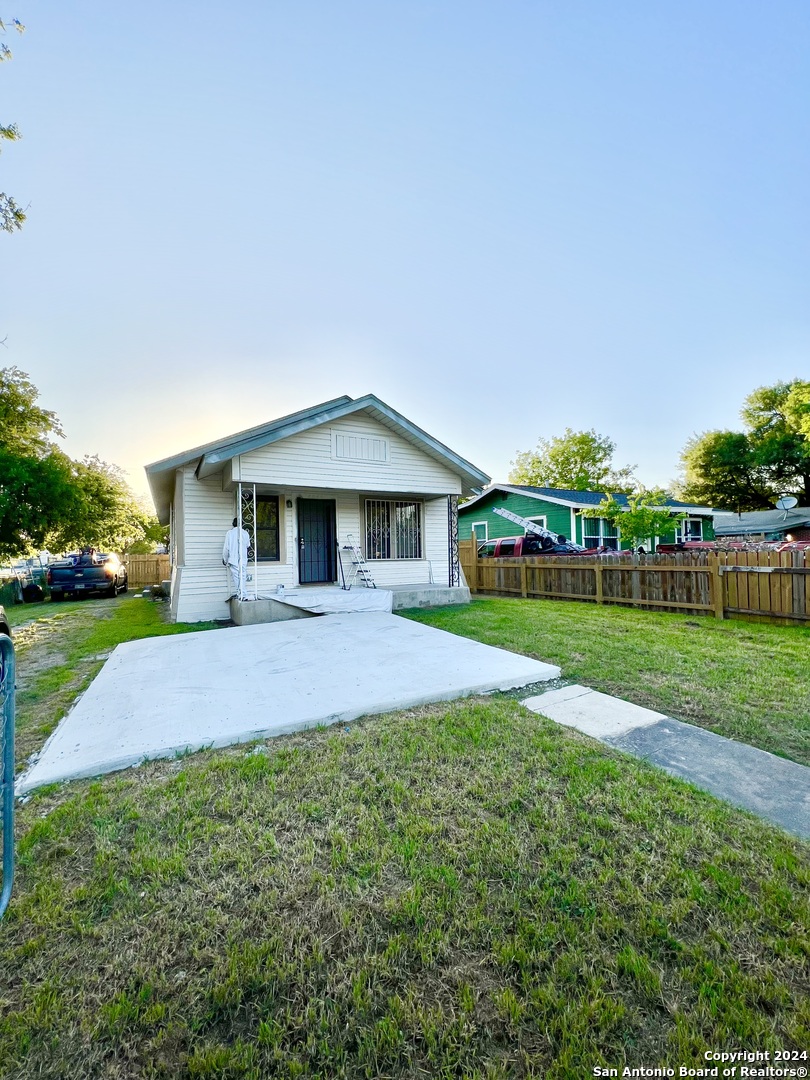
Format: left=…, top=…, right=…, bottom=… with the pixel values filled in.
left=784, top=382, right=810, bottom=441
left=1, top=17, right=26, bottom=233
left=46, top=456, right=153, bottom=553
left=0, top=445, right=79, bottom=558
left=741, top=380, right=810, bottom=501
left=509, top=428, right=636, bottom=492
left=581, top=488, right=685, bottom=550
left=0, top=366, right=76, bottom=558
left=0, top=366, right=63, bottom=452
left=679, top=430, right=773, bottom=512
left=125, top=513, right=169, bottom=555
left=0, top=367, right=153, bottom=557
left=679, top=379, right=810, bottom=510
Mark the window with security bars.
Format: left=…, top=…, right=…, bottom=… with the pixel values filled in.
left=365, top=499, right=422, bottom=560
left=583, top=516, right=620, bottom=550
left=255, top=495, right=280, bottom=560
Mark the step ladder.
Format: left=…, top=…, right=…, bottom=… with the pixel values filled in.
left=342, top=534, right=376, bottom=589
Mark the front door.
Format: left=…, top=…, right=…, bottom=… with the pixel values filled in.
left=297, top=499, right=336, bottom=584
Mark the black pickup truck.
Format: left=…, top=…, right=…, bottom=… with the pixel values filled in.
left=46, top=549, right=128, bottom=601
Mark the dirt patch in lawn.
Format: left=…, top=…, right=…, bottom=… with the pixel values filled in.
left=12, top=599, right=130, bottom=771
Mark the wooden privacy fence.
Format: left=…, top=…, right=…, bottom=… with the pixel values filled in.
left=460, top=541, right=810, bottom=623
left=120, top=554, right=171, bottom=589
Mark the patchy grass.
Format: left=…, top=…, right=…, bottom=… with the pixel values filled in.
left=402, top=598, right=810, bottom=767
left=1, top=699, right=808, bottom=1077
left=9, top=596, right=220, bottom=770
left=2, top=595, right=807, bottom=1075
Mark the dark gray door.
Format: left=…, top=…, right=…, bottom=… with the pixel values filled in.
left=298, top=499, right=336, bottom=584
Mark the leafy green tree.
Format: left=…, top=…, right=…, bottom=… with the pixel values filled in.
left=1, top=17, right=26, bottom=233
left=124, top=514, right=169, bottom=555
left=47, top=456, right=153, bottom=554
left=509, top=428, right=636, bottom=492
left=784, top=382, right=810, bottom=441
left=679, top=430, right=772, bottom=512
left=0, top=445, right=78, bottom=558
left=0, top=367, right=153, bottom=557
left=0, top=366, right=62, bottom=452
left=679, top=379, right=810, bottom=510
left=741, top=380, right=810, bottom=501
left=581, top=489, right=685, bottom=550
left=0, top=367, right=76, bottom=557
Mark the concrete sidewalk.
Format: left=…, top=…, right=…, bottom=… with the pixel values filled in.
left=522, top=685, right=810, bottom=841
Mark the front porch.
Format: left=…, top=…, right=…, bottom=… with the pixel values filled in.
left=229, top=583, right=471, bottom=625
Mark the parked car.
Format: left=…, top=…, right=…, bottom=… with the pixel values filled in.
left=0, top=605, right=10, bottom=637
left=477, top=535, right=592, bottom=557
left=47, top=549, right=128, bottom=600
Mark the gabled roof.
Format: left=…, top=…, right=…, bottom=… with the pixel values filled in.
left=714, top=507, right=810, bottom=536
left=145, top=394, right=490, bottom=520
left=459, top=484, right=713, bottom=516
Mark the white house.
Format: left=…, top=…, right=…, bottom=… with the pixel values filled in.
left=145, top=394, right=490, bottom=622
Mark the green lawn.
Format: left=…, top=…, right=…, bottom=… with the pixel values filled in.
left=402, top=597, right=810, bottom=767
left=8, top=595, right=220, bottom=771
left=0, top=599, right=807, bottom=1077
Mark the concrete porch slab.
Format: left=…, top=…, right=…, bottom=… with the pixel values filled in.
left=390, top=584, right=471, bottom=610
left=229, top=584, right=470, bottom=625
left=18, top=612, right=560, bottom=794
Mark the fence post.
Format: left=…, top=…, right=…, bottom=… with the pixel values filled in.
left=595, top=561, right=604, bottom=604
left=469, top=540, right=478, bottom=594
left=710, top=555, right=725, bottom=619
left=520, top=562, right=528, bottom=598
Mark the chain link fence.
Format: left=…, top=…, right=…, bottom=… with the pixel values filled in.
left=0, top=632, right=15, bottom=919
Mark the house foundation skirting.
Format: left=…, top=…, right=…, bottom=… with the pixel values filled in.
left=229, top=584, right=470, bottom=625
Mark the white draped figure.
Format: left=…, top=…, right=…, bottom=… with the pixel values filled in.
left=223, top=518, right=250, bottom=599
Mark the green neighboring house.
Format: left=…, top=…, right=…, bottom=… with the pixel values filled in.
left=458, top=485, right=715, bottom=551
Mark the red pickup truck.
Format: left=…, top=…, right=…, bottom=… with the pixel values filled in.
left=477, top=535, right=592, bottom=557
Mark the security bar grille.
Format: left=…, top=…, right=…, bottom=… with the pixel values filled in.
left=448, top=495, right=460, bottom=586
left=238, top=483, right=259, bottom=599
left=0, top=633, right=16, bottom=920
left=365, top=500, right=422, bottom=560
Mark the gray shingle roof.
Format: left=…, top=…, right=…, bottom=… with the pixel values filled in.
left=460, top=485, right=713, bottom=514
left=513, top=486, right=701, bottom=509
left=714, top=508, right=810, bottom=535
left=145, top=394, right=490, bottom=522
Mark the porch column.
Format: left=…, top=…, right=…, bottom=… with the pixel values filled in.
left=448, top=495, right=460, bottom=587
left=237, top=482, right=259, bottom=600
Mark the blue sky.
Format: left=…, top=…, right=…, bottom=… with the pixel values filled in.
left=2, top=1, right=808, bottom=502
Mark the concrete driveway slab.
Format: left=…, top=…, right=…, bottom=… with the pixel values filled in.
left=18, top=612, right=559, bottom=793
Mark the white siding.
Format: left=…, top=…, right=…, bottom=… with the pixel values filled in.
left=358, top=496, right=449, bottom=587
left=173, top=470, right=185, bottom=565
left=173, top=567, right=231, bottom=623
left=236, top=414, right=462, bottom=495
left=183, top=468, right=235, bottom=569
left=170, top=474, right=456, bottom=622
left=169, top=421, right=462, bottom=622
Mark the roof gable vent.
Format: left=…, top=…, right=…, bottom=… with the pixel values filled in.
left=331, top=429, right=390, bottom=464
